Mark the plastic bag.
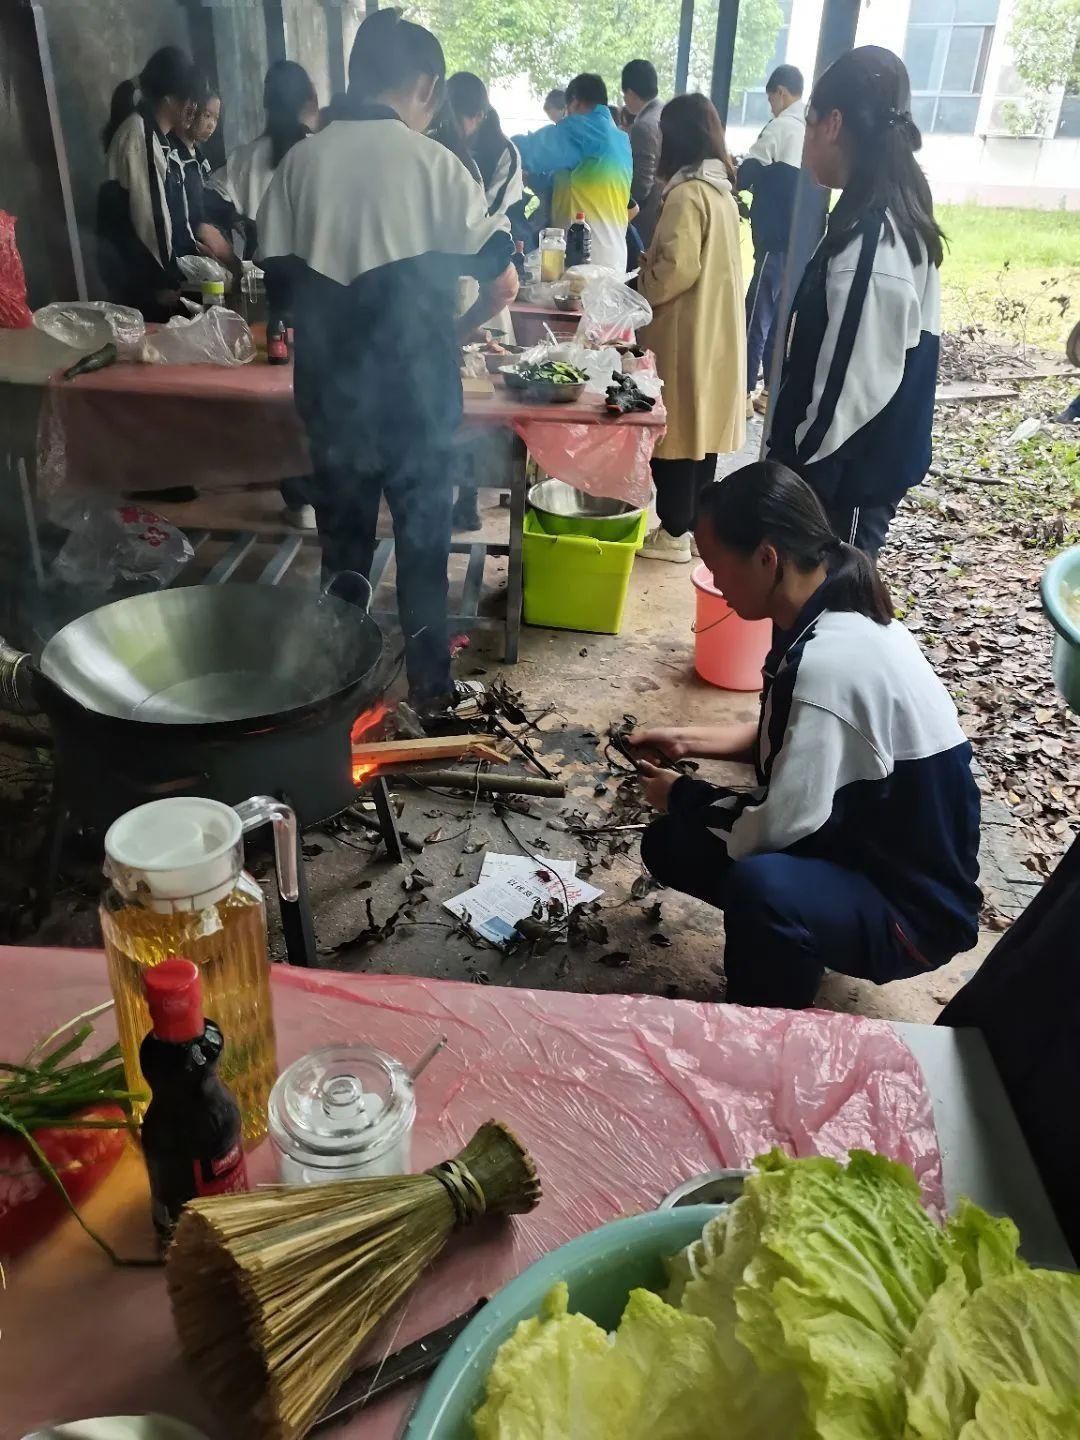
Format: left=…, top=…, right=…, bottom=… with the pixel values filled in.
left=571, top=269, right=652, bottom=346
left=131, top=307, right=255, bottom=366
left=514, top=419, right=659, bottom=508
left=52, top=504, right=194, bottom=589
left=0, top=212, right=34, bottom=329
left=177, top=254, right=229, bottom=287
left=33, top=301, right=145, bottom=351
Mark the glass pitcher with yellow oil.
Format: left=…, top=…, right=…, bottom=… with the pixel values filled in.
left=100, top=795, right=296, bottom=1145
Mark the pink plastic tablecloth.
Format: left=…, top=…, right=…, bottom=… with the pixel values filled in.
left=34, top=361, right=665, bottom=509
left=0, top=947, right=942, bottom=1439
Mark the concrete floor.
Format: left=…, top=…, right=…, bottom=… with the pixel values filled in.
left=267, top=464, right=994, bottom=1025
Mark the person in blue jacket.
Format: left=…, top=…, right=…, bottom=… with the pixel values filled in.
left=767, top=46, right=945, bottom=558
left=632, top=460, right=981, bottom=1010
left=514, top=73, right=632, bottom=273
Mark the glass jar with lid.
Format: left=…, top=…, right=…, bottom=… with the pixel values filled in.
left=539, top=227, right=567, bottom=283
left=99, top=795, right=296, bottom=1145
left=268, top=1044, right=416, bottom=1184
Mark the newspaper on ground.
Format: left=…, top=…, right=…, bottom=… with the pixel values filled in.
left=445, top=851, right=604, bottom=947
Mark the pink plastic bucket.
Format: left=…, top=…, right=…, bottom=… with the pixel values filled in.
left=691, top=563, right=771, bottom=691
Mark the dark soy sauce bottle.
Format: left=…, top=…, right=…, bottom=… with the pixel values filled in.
left=566, top=212, right=592, bottom=268
left=140, top=957, right=249, bottom=1249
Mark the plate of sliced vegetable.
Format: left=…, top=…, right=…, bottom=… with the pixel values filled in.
left=499, top=360, right=588, bottom=403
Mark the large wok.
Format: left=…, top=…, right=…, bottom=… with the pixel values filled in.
left=14, top=576, right=388, bottom=829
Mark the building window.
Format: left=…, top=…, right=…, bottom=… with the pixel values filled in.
left=735, top=0, right=793, bottom=127
left=1059, top=91, right=1080, bottom=139
left=904, top=0, right=999, bottom=135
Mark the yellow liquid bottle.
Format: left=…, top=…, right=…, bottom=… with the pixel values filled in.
left=100, top=796, right=288, bottom=1146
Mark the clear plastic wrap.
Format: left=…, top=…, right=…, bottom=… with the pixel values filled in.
left=34, top=301, right=145, bottom=351
left=570, top=268, right=652, bottom=346
left=176, top=254, right=230, bottom=287
left=2, top=953, right=944, bottom=1439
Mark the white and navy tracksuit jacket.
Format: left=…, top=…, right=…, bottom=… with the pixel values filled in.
left=736, top=100, right=805, bottom=257
left=768, top=208, right=941, bottom=521
left=669, top=580, right=981, bottom=963
left=257, top=103, right=514, bottom=471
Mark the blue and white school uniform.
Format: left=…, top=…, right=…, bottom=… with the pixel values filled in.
left=642, top=573, right=981, bottom=1008
left=768, top=207, right=941, bottom=556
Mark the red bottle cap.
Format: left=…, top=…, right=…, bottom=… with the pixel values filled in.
left=144, top=958, right=204, bottom=1043
left=575, top=211, right=586, bottom=220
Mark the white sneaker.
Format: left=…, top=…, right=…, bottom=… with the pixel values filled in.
left=639, top=526, right=692, bottom=563
left=689, top=532, right=700, bottom=558
left=283, top=504, right=317, bottom=531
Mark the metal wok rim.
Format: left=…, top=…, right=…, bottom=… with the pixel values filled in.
left=36, top=585, right=389, bottom=733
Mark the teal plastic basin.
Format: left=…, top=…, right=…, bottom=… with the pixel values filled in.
left=1041, top=544, right=1080, bottom=713
left=402, top=1204, right=722, bottom=1440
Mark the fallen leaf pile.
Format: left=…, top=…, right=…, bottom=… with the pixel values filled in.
left=881, top=375, right=1080, bottom=882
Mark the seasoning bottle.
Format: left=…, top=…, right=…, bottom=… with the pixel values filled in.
left=539, top=227, right=566, bottom=283
left=100, top=795, right=296, bottom=1146
left=266, top=315, right=290, bottom=364
left=200, top=279, right=225, bottom=310
left=512, top=240, right=526, bottom=282
left=141, top=958, right=248, bottom=1248
left=566, top=212, right=592, bottom=268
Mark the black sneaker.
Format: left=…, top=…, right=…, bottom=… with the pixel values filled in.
left=411, top=678, right=486, bottom=722
left=451, top=496, right=483, bottom=530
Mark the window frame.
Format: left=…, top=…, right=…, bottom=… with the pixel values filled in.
left=903, top=0, right=999, bottom=137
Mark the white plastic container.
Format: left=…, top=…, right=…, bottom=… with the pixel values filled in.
left=268, top=1043, right=416, bottom=1184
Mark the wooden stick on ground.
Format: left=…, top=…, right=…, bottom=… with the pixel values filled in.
left=351, top=735, right=507, bottom=767
left=388, top=768, right=566, bottom=798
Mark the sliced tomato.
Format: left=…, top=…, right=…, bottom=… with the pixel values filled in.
left=0, top=1103, right=128, bottom=1259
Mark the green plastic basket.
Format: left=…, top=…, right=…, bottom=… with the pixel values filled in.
left=522, top=507, right=648, bottom=635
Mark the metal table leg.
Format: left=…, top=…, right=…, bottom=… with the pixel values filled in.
left=505, top=435, right=527, bottom=664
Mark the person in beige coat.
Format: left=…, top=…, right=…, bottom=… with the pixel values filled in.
left=638, top=93, right=746, bottom=562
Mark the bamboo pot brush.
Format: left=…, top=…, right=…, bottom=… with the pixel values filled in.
left=166, top=1119, right=541, bottom=1440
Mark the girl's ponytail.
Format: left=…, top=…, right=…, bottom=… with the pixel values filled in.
left=102, top=78, right=138, bottom=152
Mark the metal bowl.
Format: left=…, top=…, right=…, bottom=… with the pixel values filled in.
left=528, top=478, right=645, bottom=541
left=524, top=379, right=586, bottom=404
left=658, top=1169, right=750, bottom=1209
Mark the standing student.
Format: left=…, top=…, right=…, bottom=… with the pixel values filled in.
left=737, top=64, right=805, bottom=418
left=543, top=89, right=567, bottom=125
left=633, top=462, right=981, bottom=1010
left=514, top=74, right=632, bottom=274
left=98, top=47, right=201, bottom=320
left=767, top=46, right=944, bottom=558
left=621, top=58, right=664, bottom=246
left=172, top=82, right=235, bottom=265
left=445, top=73, right=523, bottom=220
left=637, top=94, right=745, bottom=564
left=208, top=60, right=319, bottom=239
left=209, top=60, right=320, bottom=529
left=257, top=9, right=517, bottom=713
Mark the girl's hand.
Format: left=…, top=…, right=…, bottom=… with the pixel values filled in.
left=638, top=760, right=679, bottom=812
left=628, top=726, right=688, bottom=761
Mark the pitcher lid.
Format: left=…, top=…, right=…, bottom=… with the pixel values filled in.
left=104, top=797, right=243, bottom=911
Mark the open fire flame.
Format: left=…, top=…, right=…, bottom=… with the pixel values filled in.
left=351, top=699, right=391, bottom=786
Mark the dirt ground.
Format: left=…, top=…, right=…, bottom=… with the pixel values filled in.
left=9, top=373, right=1074, bottom=1023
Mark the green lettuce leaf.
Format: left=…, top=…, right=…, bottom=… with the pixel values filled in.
left=472, top=1281, right=729, bottom=1440
left=902, top=1269, right=1080, bottom=1439
left=958, top=1383, right=1080, bottom=1440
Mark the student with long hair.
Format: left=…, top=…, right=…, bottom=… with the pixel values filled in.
left=97, top=46, right=202, bottom=319
left=445, top=72, right=523, bottom=219
left=632, top=461, right=980, bottom=1009
left=257, top=9, right=517, bottom=713
left=767, top=46, right=945, bottom=558
left=172, top=80, right=234, bottom=264
left=208, top=60, right=319, bottom=234
left=637, top=94, right=745, bottom=563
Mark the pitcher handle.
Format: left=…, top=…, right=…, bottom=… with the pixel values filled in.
left=234, top=795, right=300, bottom=902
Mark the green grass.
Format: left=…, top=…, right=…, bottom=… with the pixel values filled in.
left=936, top=203, right=1080, bottom=351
